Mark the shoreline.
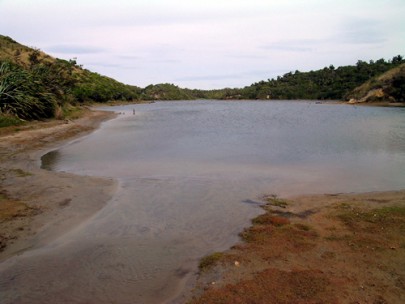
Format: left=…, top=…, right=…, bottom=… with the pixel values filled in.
left=0, top=109, right=118, bottom=261
left=189, top=190, right=405, bottom=303
left=1, top=104, right=404, bottom=302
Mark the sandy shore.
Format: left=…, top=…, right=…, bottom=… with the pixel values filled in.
left=190, top=190, right=405, bottom=303
left=0, top=109, right=117, bottom=261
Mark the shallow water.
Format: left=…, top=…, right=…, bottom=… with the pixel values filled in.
left=1, top=100, right=405, bottom=303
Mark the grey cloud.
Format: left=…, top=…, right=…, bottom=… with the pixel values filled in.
left=337, top=18, right=387, bottom=44
left=176, top=74, right=243, bottom=82
left=87, top=62, right=123, bottom=68
left=118, top=55, right=142, bottom=60
left=260, top=40, right=315, bottom=52
left=87, top=62, right=140, bottom=70
left=177, top=68, right=281, bottom=83
left=149, top=59, right=180, bottom=64
left=263, top=45, right=312, bottom=52
left=46, top=45, right=106, bottom=54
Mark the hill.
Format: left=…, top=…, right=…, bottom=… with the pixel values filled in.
left=0, top=35, right=142, bottom=122
left=234, top=56, right=405, bottom=101
left=346, top=63, right=405, bottom=104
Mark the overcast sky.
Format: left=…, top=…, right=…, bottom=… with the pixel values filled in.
left=1, top=0, right=404, bottom=89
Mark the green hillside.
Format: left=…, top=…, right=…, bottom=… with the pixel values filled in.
left=235, top=56, right=405, bottom=101
left=346, top=63, right=405, bottom=104
left=0, top=35, right=142, bottom=122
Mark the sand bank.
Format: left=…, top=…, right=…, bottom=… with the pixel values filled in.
left=0, top=109, right=117, bottom=261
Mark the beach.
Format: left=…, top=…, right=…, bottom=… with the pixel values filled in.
left=190, top=190, right=405, bottom=303
left=0, top=109, right=117, bottom=261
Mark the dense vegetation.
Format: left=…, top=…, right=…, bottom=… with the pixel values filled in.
left=1, top=34, right=404, bottom=124
left=155, top=56, right=405, bottom=101
left=0, top=35, right=142, bottom=123
left=140, top=83, right=193, bottom=100
left=346, top=63, right=405, bottom=103
left=234, top=56, right=405, bottom=100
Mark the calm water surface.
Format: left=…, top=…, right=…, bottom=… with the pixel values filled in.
left=1, top=100, right=405, bottom=303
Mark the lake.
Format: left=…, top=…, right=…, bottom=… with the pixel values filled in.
left=1, top=100, right=405, bottom=303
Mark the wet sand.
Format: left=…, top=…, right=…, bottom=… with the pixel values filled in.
left=0, top=109, right=117, bottom=261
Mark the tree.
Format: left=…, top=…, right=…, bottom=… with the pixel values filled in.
left=392, top=55, right=404, bottom=65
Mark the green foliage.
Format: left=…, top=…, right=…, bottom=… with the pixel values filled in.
left=140, top=83, right=193, bottom=100
left=73, top=71, right=141, bottom=103
left=346, top=63, right=405, bottom=103
left=0, top=114, right=24, bottom=127
left=237, top=56, right=405, bottom=101
left=0, top=35, right=142, bottom=122
left=386, top=74, right=405, bottom=102
left=0, top=61, right=56, bottom=120
left=264, top=194, right=288, bottom=208
left=185, top=87, right=242, bottom=100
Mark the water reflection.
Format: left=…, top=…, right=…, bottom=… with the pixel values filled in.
left=40, top=150, right=61, bottom=170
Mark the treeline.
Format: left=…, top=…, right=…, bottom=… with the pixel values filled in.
left=215, top=55, right=405, bottom=100
left=140, top=83, right=193, bottom=100
left=140, top=56, right=405, bottom=101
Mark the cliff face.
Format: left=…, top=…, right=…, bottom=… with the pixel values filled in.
left=347, top=63, right=405, bottom=104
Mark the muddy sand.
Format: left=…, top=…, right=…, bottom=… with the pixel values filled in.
left=1, top=109, right=404, bottom=303
left=190, top=191, right=405, bottom=303
left=0, top=109, right=117, bottom=261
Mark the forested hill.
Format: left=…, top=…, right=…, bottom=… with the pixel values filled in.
left=234, top=56, right=405, bottom=101
left=346, top=63, right=405, bottom=103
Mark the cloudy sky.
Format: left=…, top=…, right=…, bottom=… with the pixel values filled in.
left=1, top=0, right=404, bottom=89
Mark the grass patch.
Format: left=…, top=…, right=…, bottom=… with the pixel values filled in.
left=62, top=105, right=86, bottom=120
left=0, top=115, right=25, bottom=128
left=0, top=193, right=7, bottom=201
left=0, top=191, right=39, bottom=221
left=199, top=252, right=224, bottom=271
left=294, top=223, right=312, bottom=231
left=263, top=194, right=288, bottom=208
left=336, top=205, right=405, bottom=229
left=9, top=168, right=32, bottom=177
left=252, top=213, right=290, bottom=226
left=330, top=204, right=405, bottom=251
